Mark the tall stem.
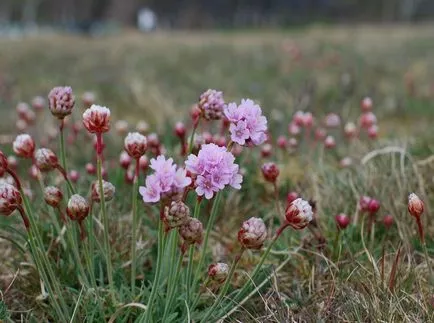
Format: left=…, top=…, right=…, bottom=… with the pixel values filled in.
left=131, top=158, right=140, bottom=294
left=186, top=198, right=202, bottom=303
left=58, top=119, right=76, bottom=195
left=145, top=215, right=164, bottom=322
left=162, top=251, right=184, bottom=322
left=96, top=133, right=115, bottom=302
left=188, top=120, right=200, bottom=154
left=200, top=249, right=245, bottom=322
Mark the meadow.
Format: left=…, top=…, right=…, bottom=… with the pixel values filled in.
left=0, top=24, right=433, bottom=322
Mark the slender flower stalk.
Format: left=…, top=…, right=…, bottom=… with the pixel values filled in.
left=130, top=157, right=140, bottom=293
left=162, top=249, right=184, bottom=322
left=186, top=198, right=202, bottom=302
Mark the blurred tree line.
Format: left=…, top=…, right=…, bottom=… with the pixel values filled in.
left=0, top=0, right=433, bottom=28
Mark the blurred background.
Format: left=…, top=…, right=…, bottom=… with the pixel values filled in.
left=1, top=0, right=434, bottom=135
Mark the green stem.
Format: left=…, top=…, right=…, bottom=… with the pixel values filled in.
left=191, top=193, right=221, bottom=303
left=162, top=251, right=183, bottom=322
left=200, top=249, right=244, bottom=322
left=96, top=144, right=115, bottom=303
left=188, top=120, right=199, bottom=154
left=422, top=241, right=433, bottom=283
left=186, top=199, right=202, bottom=303
left=131, top=158, right=140, bottom=294
left=144, top=216, right=164, bottom=322
left=59, top=120, right=75, bottom=195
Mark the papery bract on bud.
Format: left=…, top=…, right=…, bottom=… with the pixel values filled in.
left=44, top=186, right=63, bottom=208
left=164, top=200, right=190, bottom=229
left=238, top=217, right=267, bottom=250
left=82, top=104, right=111, bottom=133
left=408, top=193, right=424, bottom=218
left=179, top=217, right=203, bottom=245
left=261, top=162, right=279, bottom=183
left=13, top=134, right=35, bottom=159
left=224, top=99, right=267, bottom=146
left=91, top=180, right=116, bottom=202
left=185, top=143, right=242, bottom=200
left=208, top=263, right=229, bottom=283
left=66, top=194, right=90, bottom=221
left=35, top=148, right=59, bottom=172
left=0, top=183, right=22, bottom=216
left=124, top=132, right=147, bottom=159
left=285, top=198, right=313, bottom=230
left=199, top=89, right=225, bottom=120
left=48, top=86, right=75, bottom=119
left=335, top=213, right=350, bottom=229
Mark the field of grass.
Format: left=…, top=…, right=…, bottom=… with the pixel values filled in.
left=0, top=25, right=433, bottom=322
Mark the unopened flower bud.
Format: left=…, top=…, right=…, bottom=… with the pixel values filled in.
left=324, top=135, right=336, bottom=149
left=124, top=132, right=147, bottom=159
left=367, top=125, right=378, bottom=139
left=344, top=122, right=357, bottom=139
left=31, top=96, right=45, bottom=112
left=199, top=89, right=225, bottom=120
left=66, top=194, right=90, bottom=222
left=276, top=136, right=287, bottom=149
left=7, top=156, right=17, bottom=169
left=16, top=119, right=28, bottom=131
left=285, top=198, right=313, bottom=230
left=238, top=217, right=267, bottom=249
left=340, top=157, right=353, bottom=168
left=359, top=196, right=372, bottom=213
left=0, top=183, right=22, bottom=216
left=174, top=122, right=186, bottom=139
left=48, top=86, right=75, bottom=119
left=208, top=262, right=229, bottom=283
left=119, top=151, right=132, bottom=169
left=335, top=213, right=350, bottom=230
left=91, top=180, right=115, bottom=202
left=367, top=199, right=380, bottom=214
left=139, top=155, right=149, bottom=171
left=35, top=148, right=59, bottom=172
left=287, top=191, right=299, bottom=205
left=288, top=122, right=301, bottom=136
left=383, top=214, right=394, bottom=229
left=288, top=137, right=298, bottom=148
left=324, top=113, right=341, bottom=128
left=136, top=120, right=149, bottom=134
left=44, top=186, right=63, bottom=208
left=82, top=91, right=96, bottom=109
left=408, top=193, right=424, bottom=218
left=359, top=112, right=377, bottom=129
left=82, top=104, right=111, bottom=133
left=13, top=134, right=35, bottom=159
left=69, top=170, right=80, bottom=183
left=29, top=165, right=40, bottom=179
left=261, top=162, right=279, bottom=183
left=85, top=163, right=96, bottom=175
left=115, top=120, right=129, bottom=136
left=261, top=143, right=272, bottom=158
left=315, top=127, right=327, bottom=141
left=164, top=200, right=190, bottom=229
left=179, top=217, right=204, bottom=246
left=361, top=97, right=373, bottom=112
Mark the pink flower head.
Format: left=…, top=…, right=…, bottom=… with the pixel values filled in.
left=139, top=155, right=191, bottom=203
left=367, top=125, right=379, bottom=139
left=13, top=134, right=35, bottom=159
left=124, top=132, right=147, bottom=159
left=285, top=198, right=313, bottom=230
left=199, top=89, right=225, bottom=120
left=335, top=213, right=350, bottom=230
left=361, top=97, right=373, bottom=112
left=359, top=112, right=377, bottom=129
left=238, top=217, right=267, bottom=250
left=261, top=162, right=279, bottom=183
left=344, top=122, right=357, bottom=139
left=0, top=183, right=22, bottom=216
left=44, top=186, right=63, bottom=208
left=35, top=148, right=59, bottom=172
left=224, top=99, right=267, bottom=146
left=277, top=136, right=287, bottom=149
left=408, top=193, right=424, bottom=218
left=208, top=263, right=229, bottom=283
left=179, top=217, right=204, bottom=246
left=185, top=143, right=242, bottom=199
left=48, top=86, right=75, bottom=119
left=315, top=127, right=327, bottom=141
left=288, top=122, right=301, bottom=136
left=82, top=105, right=111, bottom=133
left=324, top=113, right=341, bottom=128
left=324, top=135, right=336, bottom=149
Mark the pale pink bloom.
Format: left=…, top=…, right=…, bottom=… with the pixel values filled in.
left=340, top=157, right=353, bottom=168
left=13, top=134, right=35, bottom=159
left=315, top=128, right=327, bottom=141
left=324, top=135, right=336, bottom=149
left=115, top=120, right=129, bottom=136
left=359, top=112, right=377, bottom=129
left=324, top=113, right=341, bottom=128
left=344, top=122, right=357, bottom=138
left=277, top=136, right=287, bottom=149
left=288, top=137, right=298, bottom=148
left=35, top=148, right=59, bottom=172
left=288, top=122, right=301, bottom=136
left=367, top=125, right=378, bottom=139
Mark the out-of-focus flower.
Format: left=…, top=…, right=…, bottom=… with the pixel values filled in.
left=82, top=91, right=96, bottom=109
left=367, top=125, right=378, bottom=139
left=359, top=112, right=377, bottom=129
left=120, top=151, right=132, bottom=169
left=16, top=119, right=28, bottom=131
left=16, top=102, right=35, bottom=124
left=285, top=198, right=313, bottom=230
left=288, top=122, right=301, bottom=136
left=287, top=192, right=299, bottom=205
left=208, top=263, right=229, bottom=283
left=344, top=122, right=357, bottom=139
left=136, top=120, right=149, bottom=134
left=199, top=89, right=225, bottom=120
left=261, top=143, right=272, bottom=158
left=69, top=170, right=80, bottom=183
left=85, top=163, right=96, bottom=175
left=361, top=97, right=373, bottom=112
left=115, top=120, right=129, bottom=136
left=340, top=157, right=353, bottom=168
left=185, top=143, right=242, bottom=199
left=277, top=136, right=287, bottom=149
left=293, top=111, right=313, bottom=128
left=139, top=155, right=191, bottom=203
left=335, top=213, right=350, bottom=229
left=66, top=194, right=90, bottom=222
left=315, top=127, right=327, bottom=141
left=164, top=200, right=190, bottom=229
left=35, top=148, right=59, bottom=172
left=408, top=193, right=424, bottom=218
left=238, top=217, right=267, bottom=249
left=82, top=105, right=111, bottom=133
left=44, top=186, right=63, bottom=208
left=29, top=165, right=40, bottom=180
left=174, top=122, right=186, bottom=139
left=261, top=162, right=279, bottom=183
left=383, top=214, right=394, bottom=229
left=288, top=137, right=298, bottom=148
left=31, top=96, right=45, bottom=112
left=179, top=217, right=203, bottom=246
left=124, top=132, right=147, bottom=159
left=48, top=86, right=75, bottom=119
left=91, top=180, right=116, bottom=202
left=324, top=135, right=336, bottom=149
left=139, top=155, right=149, bottom=171
left=324, top=113, right=341, bottom=128
left=7, top=156, right=17, bottom=169
left=13, top=134, right=35, bottom=159
left=224, top=99, right=267, bottom=146
left=0, top=183, right=22, bottom=216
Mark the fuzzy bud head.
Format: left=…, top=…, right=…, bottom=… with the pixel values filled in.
left=124, top=132, right=147, bottom=159
left=208, top=262, right=229, bottom=283
left=0, top=183, right=22, bottom=216
left=238, top=217, right=267, bottom=250
left=164, top=200, right=190, bottom=229
left=91, top=180, right=116, bottom=202
left=35, top=148, right=59, bottom=172
left=361, top=97, right=373, bottom=112
left=199, top=89, right=225, bottom=120
left=48, top=86, right=75, bottom=119
left=13, top=134, right=35, bottom=159
left=408, top=193, right=424, bottom=218
left=285, top=198, right=313, bottom=230
left=44, top=186, right=63, bottom=208
left=174, top=122, right=186, bottom=138
left=66, top=194, right=90, bottom=222
left=82, top=104, right=111, bottom=133
left=383, top=214, right=394, bottom=229
left=179, top=217, right=204, bottom=246
left=335, top=213, right=350, bottom=230
left=261, top=162, right=279, bottom=183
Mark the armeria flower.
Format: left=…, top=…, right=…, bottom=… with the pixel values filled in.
left=344, top=122, right=357, bottom=138
left=115, top=120, right=129, bottom=136
left=288, top=122, right=301, bottom=136
left=44, top=186, right=63, bottom=208
left=208, top=263, right=229, bottom=283
left=238, top=217, right=267, bottom=250
left=224, top=99, right=267, bottom=146
left=185, top=143, right=242, bottom=199
left=31, top=96, right=45, bottom=112
left=0, top=183, right=22, bottom=216
left=136, top=120, right=149, bottom=134
left=82, top=104, right=111, bottom=133
left=82, top=91, right=96, bottom=109
left=315, top=128, right=327, bottom=141
left=359, top=112, right=377, bottom=129
left=91, top=180, right=116, bottom=202
left=139, top=155, right=191, bottom=203
left=408, top=193, right=424, bottom=218
left=124, top=132, right=147, bottom=159
left=367, top=125, right=379, bottom=139
left=285, top=198, right=313, bottom=230
left=276, top=136, right=287, bottom=149
left=361, top=97, right=373, bottom=112
left=164, top=200, right=190, bottom=229
left=120, top=151, right=132, bottom=169
left=383, top=214, right=394, bottom=229
left=293, top=111, right=313, bottom=128
left=35, top=148, right=59, bottom=172
left=66, top=194, right=90, bottom=222
left=335, top=213, right=350, bottom=230
left=13, top=134, right=35, bottom=159
left=48, top=86, right=75, bottom=119
left=179, top=217, right=203, bottom=246
left=324, top=113, right=341, bottom=128
left=324, top=135, right=336, bottom=149
left=0, top=150, right=8, bottom=177
left=261, top=162, right=279, bottom=183
left=199, top=89, right=225, bottom=120
left=174, top=122, right=186, bottom=139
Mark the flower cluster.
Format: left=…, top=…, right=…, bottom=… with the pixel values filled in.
left=48, top=86, right=75, bottom=119
left=139, top=156, right=191, bottom=203
left=224, top=99, right=267, bottom=146
left=198, top=89, right=225, bottom=120
left=185, top=143, right=242, bottom=199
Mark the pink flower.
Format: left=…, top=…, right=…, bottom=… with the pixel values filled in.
left=224, top=99, right=267, bottom=146
left=199, top=89, right=226, bottom=120
left=361, top=97, right=373, bottom=112
left=324, top=113, right=341, bottom=128
left=13, top=134, right=35, bottom=159
left=285, top=198, right=313, bottom=230
left=48, top=86, right=75, bottom=119
left=0, top=183, right=22, bottom=216
left=124, top=132, right=147, bottom=159
left=139, top=155, right=191, bottom=203
left=185, top=143, right=242, bottom=199
left=82, top=105, right=111, bottom=133
left=238, top=217, right=267, bottom=250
